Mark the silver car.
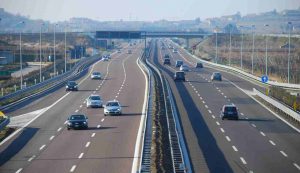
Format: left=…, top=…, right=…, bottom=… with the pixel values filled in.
left=91, top=72, right=101, bottom=79
left=104, top=100, right=122, bottom=116
left=86, top=95, right=103, bottom=108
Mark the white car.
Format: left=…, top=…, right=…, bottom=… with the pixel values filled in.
left=173, top=49, right=178, bottom=53
left=86, top=95, right=103, bottom=108
left=180, top=64, right=189, bottom=71
left=104, top=100, right=122, bottom=116
left=91, top=72, right=101, bottom=79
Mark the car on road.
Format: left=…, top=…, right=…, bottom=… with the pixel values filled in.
left=174, top=71, right=185, bottom=81
left=66, top=81, right=78, bottom=91
left=91, top=72, right=102, bottom=79
left=103, top=57, right=109, bottom=61
left=104, top=100, right=122, bottom=116
left=86, top=94, right=103, bottom=108
left=173, top=48, right=178, bottom=53
left=164, top=54, right=170, bottom=59
left=195, top=62, right=203, bottom=68
left=211, top=72, right=222, bottom=81
left=127, top=50, right=132, bottom=54
left=175, top=60, right=183, bottom=67
left=161, top=46, right=165, bottom=50
left=163, top=58, right=171, bottom=65
left=67, top=114, right=88, bottom=130
left=180, top=64, right=189, bottom=71
left=220, top=104, right=239, bottom=120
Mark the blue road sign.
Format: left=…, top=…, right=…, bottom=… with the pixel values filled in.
left=261, top=75, right=268, bottom=83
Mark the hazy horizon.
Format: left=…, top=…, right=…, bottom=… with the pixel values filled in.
left=0, top=0, right=300, bottom=22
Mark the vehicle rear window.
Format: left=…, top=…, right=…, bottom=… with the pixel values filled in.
left=107, top=102, right=119, bottom=106
left=90, top=96, right=101, bottom=100
left=70, top=115, right=85, bottom=120
left=225, top=107, right=237, bottom=112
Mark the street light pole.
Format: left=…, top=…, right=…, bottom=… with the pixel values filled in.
left=239, top=26, right=243, bottom=69
left=251, top=25, right=255, bottom=74
left=287, top=22, right=292, bottom=84
left=39, top=23, right=44, bottom=83
left=265, top=24, right=269, bottom=76
left=229, top=25, right=232, bottom=66
left=215, top=26, right=218, bottom=64
left=18, top=21, right=25, bottom=89
left=53, top=24, right=57, bottom=76
left=64, top=24, right=67, bottom=73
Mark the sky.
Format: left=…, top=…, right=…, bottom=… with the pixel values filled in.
left=0, top=0, right=300, bottom=22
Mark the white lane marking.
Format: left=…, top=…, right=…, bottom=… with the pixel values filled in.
left=224, top=95, right=227, bottom=98
left=197, top=94, right=200, bottom=97
left=83, top=101, right=86, bottom=104
left=79, top=105, right=83, bottom=108
left=97, top=125, right=101, bottom=128
left=85, top=141, right=91, bottom=148
left=75, top=109, right=79, bottom=113
left=200, top=97, right=203, bottom=100
left=195, top=90, right=198, bottom=93
left=39, top=144, right=46, bottom=150
left=260, top=131, right=266, bottom=136
left=221, top=93, right=224, bottom=95
left=216, top=121, right=220, bottom=126
left=49, top=135, right=55, bottom=141
left=240, top=113, right=244, bottom=116
left=57, top=127, right=62, bottom=132
left=293, top=163, right=300, bottom=170
left=91, top=133, right=96, bottom=137
left=240, top=157, right=247, bottom=164
left=220, top=128, right=225, bottom=133
left=280, top=151, right=288, bottom=157
left=70, top=165, right=76, bottom=172
left=251, top=124, right=256, bottom=128
left=216, top=87, right=219, bottom=90
left=208, top=110, right=212, bottom=114
left=101, top=118, right=105, bottom=122
left=212, top=115, right=216, bottom=119
left=93, top=91, right=96, bottom=93
left=28, top=155, right=36, bottom=162
left=269, top=140, right=276, bottom=146
left=245, top=117, right=249, bottom=120
left=202, top=101, right=205, bottom=104
left=232, top=146, right=238, bottom=152
left=16, top=168, right=23, bottom=173
left=205, top=105, right=208, bottom=108
left=78, top=153, right=84, bottom=159
left=226, top=136, right=231, bottom=142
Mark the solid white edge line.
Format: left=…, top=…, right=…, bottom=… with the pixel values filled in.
left=131, top=55, right=149, bottom=173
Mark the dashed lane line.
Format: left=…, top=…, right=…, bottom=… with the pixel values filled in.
left=216, top=121, right=220, bottom=126
left=101, top=118, right=105, bottom=122
left=78, top=153, right=84, bottom=159
left=226, top=136, right=231, bottom=142
left=260, top=131, right=266, bottom=136
left=70, top=165, right=76, bottom=172
left=293, top=163, right=300, bottom=170
left=49, top=135, right=55, bottom=141
left=220, top=128, right=225, bottom=133
left=240, top=157, right=247, bottom=165
left=85, top=141, right=91, bottom=148
left=269, top=140, right=276, bottom=146
left=97, top=125, right=101, bottom=128
left=91, top=133, right=96, bottom=137
left=232, top=146, right=238, bottom=152
left=39, top=144, right=46, bottom=150
left=57, top=127, right=62, bottom=132
left=280, top=151, right=288, bottom=157
left=16, top=168, right=23, bottom=173
left=28, top=155, right=36, bottom=162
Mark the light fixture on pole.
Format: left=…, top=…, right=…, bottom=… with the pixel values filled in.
left=287, top=22, right=292, bottom=83
left=53, top=23, right=58, bottom=76
left=39, top=23, right=45, bottom=83
left=264, top=24, right=269, bottom=76
left=18, top=21, right=25, bottom=89
left=239, top=25, right=244, bottom=69
left=251, top=25, right=255, bottom=74
left=64, top=24, right=68, bottom=73
left=229, top=24, right=232, bottom=66
left=214, top=26, right=219, bottom=64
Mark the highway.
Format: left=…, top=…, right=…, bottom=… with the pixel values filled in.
left=151, top=39, right=300, bottom=173
left=0, top=44, right=146, bottom=173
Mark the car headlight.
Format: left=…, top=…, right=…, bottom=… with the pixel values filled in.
left=74, top=85, right=77, bottom=88
left=67, top=122, right=72, bottom=125
left=117, top=108, right=121, bottom=111
left=83, top=122, right=87, bottom=124
left=66, top=86, right=69, bottom=88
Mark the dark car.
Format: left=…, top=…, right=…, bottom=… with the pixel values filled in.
left=174, top=71, right=185, bottom=81
left=163, top=58, right=171, bottom=65
left=211, top=72, right=222, bottom=81
left=195, top=62, right=203, bottom=68
left=66, top=81, right=78, bottom=91
left=164, top=54, right=170, bottom=59
left=67, top=114, right=88, bottom=130
left=220, top=105, right=239, bottom=120
left=175, top=60, right=183, bottom=67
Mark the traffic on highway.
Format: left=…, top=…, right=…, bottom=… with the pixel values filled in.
left=0, top=1, right=300, bottom=173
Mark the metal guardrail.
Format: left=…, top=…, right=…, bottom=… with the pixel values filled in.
left=254, top=88, right=300, bottom=123
left=171, top=40, right=300, bottom=90
left=0, top=56, right=100, bottom=111
left=0, top=117, right=10, bottom=131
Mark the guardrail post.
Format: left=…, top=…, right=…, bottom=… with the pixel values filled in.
left=14, top=85, right=16, bottom=92
left=1, top=88, right=3, bottom=96
left=34, top=79, right=37, bottom=85
left=43, top=76, right=45, bottom=81
left=61, top=70, right=63, bottom=74
left=24, top=82, right=26, bottom=88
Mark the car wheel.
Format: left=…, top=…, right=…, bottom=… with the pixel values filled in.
left=67, top=127, right=70, bottom=130
left=104, top=114, right=106, bottom=116
left=222, top=117, right=224, bottom=120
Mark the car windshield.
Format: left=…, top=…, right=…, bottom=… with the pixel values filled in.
left=68, top=81, right=76, bottom=86
left=90, top=96, right=101, bottom=100
left=176, top=72, right=184, bottom=77
left=106, top=102, right=119, bottom=107
left=69, top=115, right=85, bottom=120
left=225, top=107, right=237, bottom=112
left=214, top=73, right=221, bottom=76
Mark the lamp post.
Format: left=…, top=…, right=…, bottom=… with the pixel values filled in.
left=18, top=21, right=25, bottom=89
left=53, top=23, right=58, bottom=76
left=64, top=24, right=67, bottom=73
left=287, top=22, right=292, bottom=83
left=264, top=24, right=269, bottom=75
left=39, top=23, right=45, bottom=83
left=214, top=26, right=219, bottom=64
left=229, top=24, right=232, bottom=66
left=239, top=25, right=243, bottom=69
left=251, top=25, right=255, bottom=74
